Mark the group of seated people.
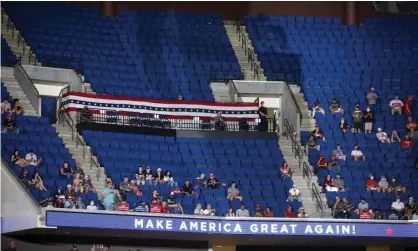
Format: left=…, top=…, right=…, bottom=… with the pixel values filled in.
left=2, top=98, right=25, bottom=134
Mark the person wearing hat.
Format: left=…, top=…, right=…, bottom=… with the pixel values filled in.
left=207, top=173, right=220, bottom=190
left=64, top=196, right=76, bottom=209
left=297, top=207, right=308, bottom=218
left=154, top=168, right=164, bottom=185
left=352, top=103, right=363, bottom=134
left=376, top=128, right=391, bottom=144
left=253, top=204, right=264, bottom=217
left=391, top=196, right=405, bottom=217
left=287, top=185, right=302, bottom=202
left=389, top=177, right=406, bottom=194
left=64, top=184, right=75, bottom=201
left=406, top=197, right=416, bottom=212
left=366, top=87, right=378, bottom=111
left=144, top=166, right=154, bottom=185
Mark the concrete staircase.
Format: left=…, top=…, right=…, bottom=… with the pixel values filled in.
left=1, top=66, right=38, bottom=116
left=52, top=123, right=106, bottom=192
left=210, top=82, right=232, bottom=102
left=83, top=81, right=96, bottom=94
left=224, top=23, right=266, bottom=81
left=1, top=9, right=40, bottom=66
left=288, top=84, right=316, bottom=132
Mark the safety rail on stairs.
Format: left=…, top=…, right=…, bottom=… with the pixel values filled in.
left=283, top=118, right=304, bottom=169
left=302, top=161, right=313, bottom=187
left=312, top=182, right=325, bottom=218
left=234, top=21, right=262, bottom=81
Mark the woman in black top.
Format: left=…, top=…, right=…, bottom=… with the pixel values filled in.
left=154, top=168, right=164, bottom=185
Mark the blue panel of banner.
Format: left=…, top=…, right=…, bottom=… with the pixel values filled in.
left=46, top=211, right=418, bottom=238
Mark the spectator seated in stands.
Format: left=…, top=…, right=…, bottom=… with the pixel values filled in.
left=311, top=125, right=326, bottom=142
left=388, top=209, right=399, bottom=220
left=316, top=154, right=328, bottom=173
left=29, top=171, right=47, bottom=191
left=363, top=106, right=373, bottom=134
left=332, top=144, right=346, bottom=161
left=305, top=136, right=320, bottom=154
left=161, top=201, right=169, bottom=214
left=214, top=112, right=226, bottom=131
left=53, top=187, right=65, bottom=208
left=131, top=200, right=149, bottom=213
left=101, top=181, right=116, bottom=211
left=87, top=200, right=98, bottom=210
left=119, top=176, right=132, bottom=201
left=207, top=173, right=221, bottom=189
left=226, top=182, right=243, bottom=202
left=403, top=95, right=414, bottom=116
left=136, top=166, right=146, bottom=185
left=226, top=208, right=235, bottom=217
left=150, top=200, right=162, bottom=213
left=263, top=207, right=274, bottom=217
left=356, top=197, right=370, bottom=215
left=163, top=170, right=177, bottom=187
left=1, top=98, right=11, bottom=113
left=298, top=207, right=308, bottom=218
left=280, top=161, right=292, bottom=179
left=154, top=168, right=164, bottom=185
left=322, top=175, right=338, bottom=192
left=366, top=174, right=378, bottom=192
left=177, top=95, right=183, bottom=101
left=11, top=149, right=27, bottom=167
left=145, top=166, right=154, bottom=185
left=328, top=154, right=341, bottom=171
left=330, top=97, right=344, bottom=114
left=284, top=205, right=297, bottom=218
left=253, top=204, right=264, bottom=217
left=3, top=114, right=19, bottom=134
left=332, top=174, right=346, bottom=192
left=406, top=116, right=417, bottom=137
left=64, top=184, right=75, bottom=201
left=352, top=103, right=363, bottom=134
left=203, top=204, right=216, bottom=216
left=64, top=196, right=75, bottom=209
left=391, top=196, right=405, bottom=217
left=81, top=106, right=93, bottom=121
left=406, top=197, right=416, bottom=213
left=391, top=129, right=401, bottom=143
left=165, top=192, right=177, bottom=206
left=182, top=180, right=198, bottom=198
left=339, top=118, right=349, bottom=133
left=373, top=209, right=387, bottom=220
left=74, top=163, right=85, bottom=177
left=311, top=100, right=325, bottom=117
left=378, top=176, right=389, bottom=194
left=12, top=98, right=24, bottom=115
left=75, top=196, right=86, bottom=209
left=376, top=128, right=391, bottom=144
left=83, top=175, right=95, bottom=193
left=389, top=177, right=406, bottom=194
left=400, top=135, right=414, bottom=156
left=73, top=173, right=83, bottom=192
left=20, top=168, right=30, bottom=185
left=25, top=149, right=43, bottom=167
left=150, top=189, right=163, bottom=205
left=194, top=203, right=204, bottom=216
left=366, top=87, right=378, bottom=110
left=413, top=209, right=418, bottom=220
left=60, top=161, right=73, bottom=178
left=401, top=209, right=413, bottom=220
left=287, top=185, right=302, bottom=202
left=195, top=173, right=207, bottom=188
left=350, top=145, right=366, bottom=161
left=389, top=95, right=403, bottom=115
left=236, top=204, right=250, bottom=217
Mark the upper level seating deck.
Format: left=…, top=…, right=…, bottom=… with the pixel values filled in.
left=2, top=2, right=242, bottom=101
left=82, top=130, right=300, bottom=216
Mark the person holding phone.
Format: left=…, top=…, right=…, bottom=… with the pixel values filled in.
left=101, top=181, right=116, bottom=211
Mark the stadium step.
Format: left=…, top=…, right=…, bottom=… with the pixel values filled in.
left=209, top=82, right=232, bottom=102
left=1, top=8, right=41, bottom=66
left=288, top=84, right=316, bottom=132
left=224, top=23, right=267, bottom=81
left=53, top=123, right=106, bottom=192
left=1, top=66, right=38, bottom=116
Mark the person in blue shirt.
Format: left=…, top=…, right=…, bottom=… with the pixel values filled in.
left=101, top=181, right=116, bottom=211
left=64, top=196, right=75, bottom=209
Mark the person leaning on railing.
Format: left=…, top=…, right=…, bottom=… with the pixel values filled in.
left=81, top=106, right=93, bottom=121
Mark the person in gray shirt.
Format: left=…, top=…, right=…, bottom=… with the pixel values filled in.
left=367, top=87, right=378, bottom=111
left=236, top=204, right=250, bottom=217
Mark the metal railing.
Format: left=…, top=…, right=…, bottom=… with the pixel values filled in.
left=283, top=118, right=304, bottom=169
left=312, top=182, right=325, bottom=218
left=302, top=161, right=313, bottom=187
left=234, top=20, right=262, bottom=81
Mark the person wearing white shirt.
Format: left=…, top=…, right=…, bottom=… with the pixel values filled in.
left=351, top=145, right=366, bottom=161
left=389, top=95, right=404, bottom=115
left=391, top=196, right=405, bottom=214
left=163, top=170, right=178, bottom=187
left=25, top=150, right=43, bottom=166
left=376, top=128, right=391, bottom=144
left=87, top=200, right=98, bottom=210
left=203, top=204, right=216, bottom=216
left=288, top=185, right=302, bottom=202
left=194, top=203, right=204, bottom=216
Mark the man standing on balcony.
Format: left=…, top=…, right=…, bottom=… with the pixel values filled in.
left=258, top=101, right=268, bottom=132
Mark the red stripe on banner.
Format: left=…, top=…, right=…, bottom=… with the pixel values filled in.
left=62, top=107, right=256, bottom=122
left=62, top=92, right=259, bottom=107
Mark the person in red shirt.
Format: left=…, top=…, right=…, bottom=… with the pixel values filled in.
left=316, top=154, right=328, bottom=174
left=161, top=201, right=169, bottom=214
left=401, top=135, right=414, bottom=156
left=284, top=205, right=296, bottom=218
left=150, top=200, right=162, bottom=213
left=406, top=116, right=417, bottom=137
left=263, top=207, right=274, bottom=217
left=403, top=95, right=414, bottom=116
left=365, top=174, right=378, bottom=192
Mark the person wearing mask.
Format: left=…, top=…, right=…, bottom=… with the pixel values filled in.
left=389, top=177, right=406, bottom=194
left=87, top=200, right=98, bottom=210
left=366, top=174, right=378, bottom=192
left=332, top=144, right=347, bottom=161
left=311, top=100, right=325, bottom=117
left=389, top=95, right=403, bottom=115
left=391, top=196, right=405, bottom=217
left=366, top=87, right=378, bottom=111
left=258, top=101, right=268, bottom=132
left=352, top=103, right=363, bottom=134
left=405, top=197, right=417, bottom=213
left=378, top=176, right=389, bottom=194
left=101, top=181, right=116, bottom=211
left=400, top=135, right=414, bottom=156
left=406, top=116, right=417, bottom=137
left=376, top=128, right=391, bottom=144
left=363, top=106, right=373, bottom=134
left=236, top=204, right=250, bottom=217
left=339, top=118, right=349, bottom=133
left=403, top=95, right=414, bottom=116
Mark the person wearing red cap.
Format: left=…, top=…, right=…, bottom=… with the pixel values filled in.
left=207, top=173, right=220, bottom=190
left=284, top=205, right=296, bottom=218
left=403, top=95, right=414, bottom=116
left=253, top=204, right=264, bottom=217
